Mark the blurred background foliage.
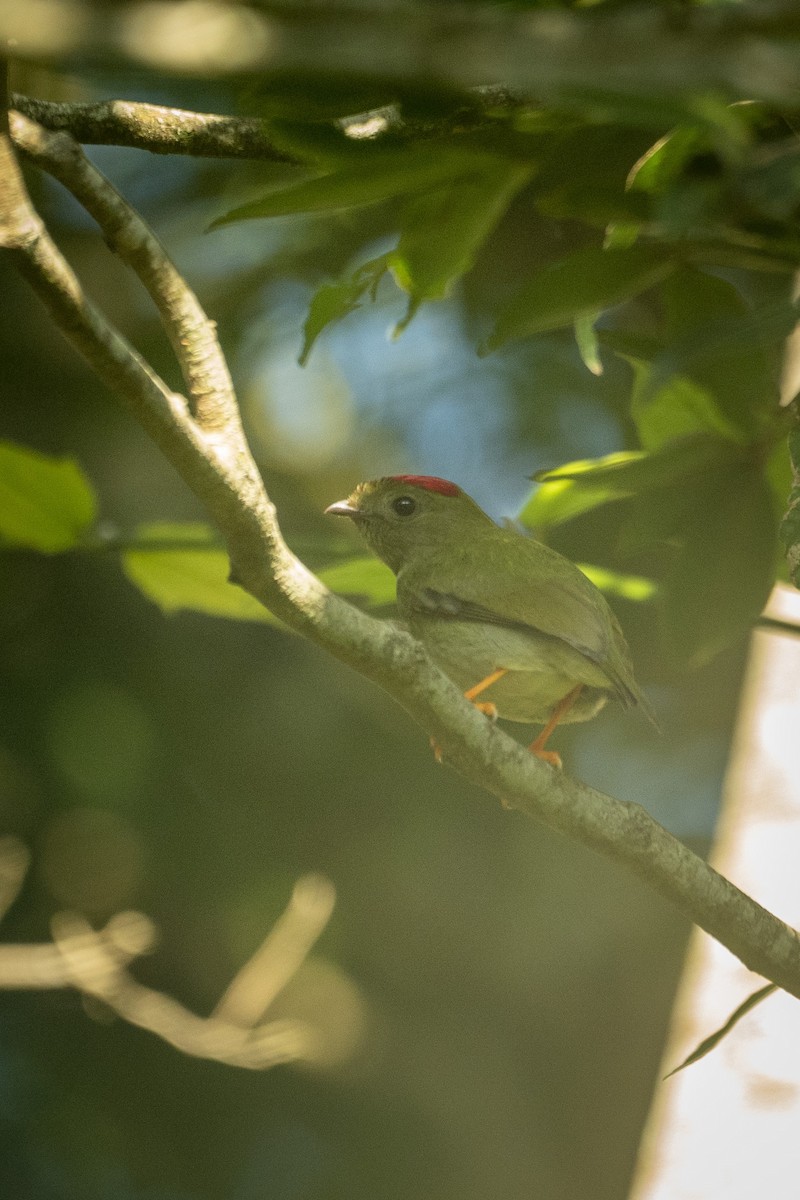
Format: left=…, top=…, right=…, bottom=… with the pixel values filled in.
left=2, top=0, right=799, bottom=1197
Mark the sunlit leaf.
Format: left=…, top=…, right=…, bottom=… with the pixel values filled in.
left=626, top=126, right=704, bottom=194
left=520, top=476, right=630, bottom=531
left=317, top=556, right=396, bottom=606
left=121, top=529, right=398, bottom=623
left=484, top=245, right=674, bottom=352
left=534, top=437, right=739, bottom=490
left=574, top=314, right=603, bottom=376
left=0, top=440, right=96, bottom=553
left=523, top=436, right=746, bottom=543
left=121, top=524, right=277, bottom=623
left=300, top=254, right=390, bottom=365
left=576, top=563, right=658, bottom=602
left=534, top=449, right=647, bottom=484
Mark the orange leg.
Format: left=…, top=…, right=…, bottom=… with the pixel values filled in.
left=529, top=684, right=583, bottom=769
left=464, top=667, right=508, bottom=719
left=432, top=668, right=509, bottom=763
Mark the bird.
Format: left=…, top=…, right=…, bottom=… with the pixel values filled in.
left=325, top=475, right=656, bottom=766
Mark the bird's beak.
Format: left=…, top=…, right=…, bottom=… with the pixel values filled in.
left=324, top=499, right=360, bottom=519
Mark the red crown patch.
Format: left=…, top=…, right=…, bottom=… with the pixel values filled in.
left=389, top=475, right=461, bottom=497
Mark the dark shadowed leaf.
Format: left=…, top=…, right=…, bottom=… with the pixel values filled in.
left=664, top=985, right=778, bottom=1079
left=484, top=245, right=674, bottom=352
left=211, top=146, right=474, bottom=227
left=0, top=441, right=96, bottom=553
left=661, top=465, right=777, bottom=667
left=627, top=361, right=746, bottom=450
left=300, top=255, right=390, bottom=365
left=389, top=160, right=533, bottom=307
left=632, top=268, right=791, bottom=442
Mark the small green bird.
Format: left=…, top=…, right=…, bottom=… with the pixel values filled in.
left=325, top=475, right=656, bottom=766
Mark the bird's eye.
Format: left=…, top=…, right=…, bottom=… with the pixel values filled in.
left=391, top=495, right=417, bottom=517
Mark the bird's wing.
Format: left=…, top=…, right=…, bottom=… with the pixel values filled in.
left=400, top=530, right=647, bottom=712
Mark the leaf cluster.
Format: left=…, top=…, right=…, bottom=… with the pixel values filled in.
left=210, top=84, right=800, bottom=667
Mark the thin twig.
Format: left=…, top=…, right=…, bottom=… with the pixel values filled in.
left=51, top=911, right=318, bottom=1068
left=214, top=874, right=336, bottom=1028
left=0, top=839, right=339, bottom=1069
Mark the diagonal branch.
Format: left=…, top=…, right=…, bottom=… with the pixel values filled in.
left=3, top=107, right=800, bottom=1008
left=11, top=110, right=238, bottom=434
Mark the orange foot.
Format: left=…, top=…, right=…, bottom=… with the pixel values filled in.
left=431, top=676, right=506, bottom=764
left=527, top=684, right=583, bottom=770
left=531, top=746, right=562, bottom=769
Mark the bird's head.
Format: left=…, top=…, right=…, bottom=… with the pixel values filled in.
left=325, top=475, right=492, bottom=573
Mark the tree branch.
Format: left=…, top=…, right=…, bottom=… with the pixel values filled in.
left=11, top=109, right=240, bottom=432
left=11, top=94, right=301, bottom=162
left=0, top=838, right=346, bottom=1069
left=4, top=109, right=800, bottom=1007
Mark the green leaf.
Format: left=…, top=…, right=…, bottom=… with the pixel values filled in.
left=523, top=437, right=744, bottom=532
left=628, top=361, right=746, bottom=451
left=388, top=161, right=533, bottom=308
left=317, top=556, right=396, bottom=606
left=520, top=475, right=631, bottom=531
left=534, top=449, right=644, bottom=484
left=740, top=148, right=800, bottom=222
left=0, top=440, right=97, bottom=553
left=121, top=528, right=398, bottom=624
left=532, top=124, right=654, bottom=226
left=664, top=985, right=777, bottom=1080
left=484, top=245, right=674, bottom=352
left=211, top=146, right=473, bottom=227
left=661, top=465, right=778, bottom=668
left=576, top=563, right=658, bottom=602
left=574, top=313, right=603, bottom=376
left=122, top=523, right=278, bottom=624
left=626, top=126, right=705, bottom=195
left=534, top=437, right=738, bottom=490
left=300, top=254, right=390, bottom=365
left=635, top=268, right=791, bottom=443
